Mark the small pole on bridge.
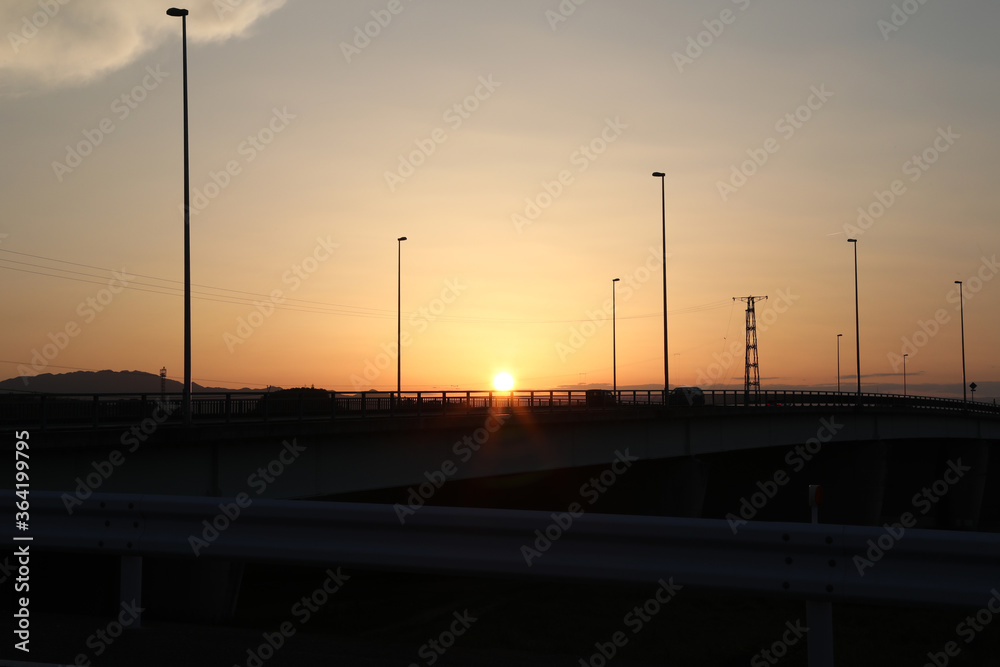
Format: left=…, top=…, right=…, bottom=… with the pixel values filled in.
left=806, top=484, right=834, bottom=667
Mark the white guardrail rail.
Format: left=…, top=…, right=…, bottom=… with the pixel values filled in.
left=19, top=491, right=1000, bottom=609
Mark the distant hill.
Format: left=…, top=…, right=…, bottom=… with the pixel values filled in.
left=0, top=370, right=271, bottom=395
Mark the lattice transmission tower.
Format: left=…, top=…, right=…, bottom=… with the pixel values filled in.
left=733, top=295, right=767, bottom=402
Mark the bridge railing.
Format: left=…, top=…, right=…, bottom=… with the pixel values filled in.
left=1, top=387, right=996, bottom=429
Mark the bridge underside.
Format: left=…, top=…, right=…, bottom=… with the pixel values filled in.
left=28, top=407, right=1000, bottom=529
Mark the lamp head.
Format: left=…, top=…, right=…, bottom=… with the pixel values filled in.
left=166, top=8, right=189, bottom=16
left=847, top=238, right=857, bottom=243
left=398, top=236, right=407, bottom=242
left=612, top=278, right=620, bottom=283
left=955, top=280, right=962, bottom=285
left=651, top=171, right=665, bottom=178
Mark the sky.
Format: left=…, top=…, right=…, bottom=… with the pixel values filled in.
left=1, top=0, right=998, bottom=398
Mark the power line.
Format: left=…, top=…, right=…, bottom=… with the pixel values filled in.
left=0, top=248, right=732, bottom=325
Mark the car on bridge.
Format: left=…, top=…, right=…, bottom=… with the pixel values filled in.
left=668, top=386, right=705, bottom=407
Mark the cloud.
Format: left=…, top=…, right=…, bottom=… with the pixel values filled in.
left=1, top=0, right=286, bottom=96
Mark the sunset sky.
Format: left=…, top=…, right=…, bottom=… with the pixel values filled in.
left=2, top=0, right=998, bottom=398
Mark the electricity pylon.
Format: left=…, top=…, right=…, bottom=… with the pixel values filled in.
left=734, top=295, right=767, bottom=404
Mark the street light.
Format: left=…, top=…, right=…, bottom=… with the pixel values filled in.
left=652, top=171, right=668, bottom=396
left=956, top=280, right=966, bottom=402
left=612, top=278, right=620, bottom=395
left=397, top=236, right=407, bottom=396
left=166, top=7, right=191, bottom=425
left=834, top=333, right=843, bottom=393
left=847, top=239, right=860, bottom=398
left=903, top=353, right=908, bottom=396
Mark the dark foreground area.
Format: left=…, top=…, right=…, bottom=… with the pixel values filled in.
left=3, top=559, right=999, bottom=666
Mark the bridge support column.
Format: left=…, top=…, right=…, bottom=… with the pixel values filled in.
left=152, top=558, right=245, bottom=623
left=193, top=559, right=245, bottom=623
left=822, top=441, right=888, bottom=526
left=648, top=457, right=710, bottom=518
left=943, top=441, right=990, bottom=530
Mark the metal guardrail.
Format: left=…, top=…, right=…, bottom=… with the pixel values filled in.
left=21, top=491, right=1000, bottom=609
left=1, top=388, right=997, bottom=429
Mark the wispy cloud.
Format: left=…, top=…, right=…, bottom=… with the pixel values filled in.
left=1, top=0, right=285, bottom=96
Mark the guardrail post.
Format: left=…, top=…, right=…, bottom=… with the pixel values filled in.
left=330, top=391, right=337, bottom=420
left=120, top=555, right=143, bottom=629
left=806, top=600, right=834, bottom=667
left=92, top=394, right=99, bottom=428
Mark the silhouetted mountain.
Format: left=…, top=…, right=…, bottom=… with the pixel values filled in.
left=0, top=370, right=271, bottom=394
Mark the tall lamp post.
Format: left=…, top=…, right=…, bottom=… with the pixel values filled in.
left=903, top=353, right=908, bottom=396
left=847, top=239, right=860, bottom=398
left=652, top=172, right=668, bottom=397
left=955, top=280, right=966, bottom=402
left=166, top=7, right=191, bottom=425
left=397, top=236, right=407, bottom=396
left=836, top=333, right=842, bottom=393
left=612, top=278, right=620, bottom=395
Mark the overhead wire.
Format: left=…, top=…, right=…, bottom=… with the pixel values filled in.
left=0, top=248, right=732, bottom=325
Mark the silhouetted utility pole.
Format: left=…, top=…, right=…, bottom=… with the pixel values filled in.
left=734, top=295, right=767, bottom=404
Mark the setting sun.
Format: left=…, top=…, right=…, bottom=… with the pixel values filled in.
left=493, top=372, right=515, bottom=392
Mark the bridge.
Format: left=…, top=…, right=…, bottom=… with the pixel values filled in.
left=6, top=388, right=999, bottom=529
left=8, top=389, right=1000, bottom=666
